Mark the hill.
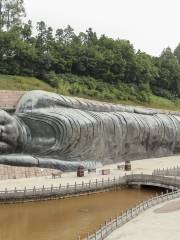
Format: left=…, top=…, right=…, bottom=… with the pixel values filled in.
left=0, top=74, right=180, bottom=112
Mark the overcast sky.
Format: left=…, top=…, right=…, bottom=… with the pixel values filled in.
left=24, top=0, right=180, bottom=56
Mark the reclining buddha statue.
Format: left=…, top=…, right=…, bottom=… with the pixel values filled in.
left=0, top=90, right=180, bottom=171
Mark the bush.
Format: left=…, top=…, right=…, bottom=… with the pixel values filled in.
left=46, top=73, right=154, bottom=104
left=44, top=71, right=59, bottom=88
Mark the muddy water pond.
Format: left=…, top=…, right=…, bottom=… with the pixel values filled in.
left=0, top=187, right=160, bottom=240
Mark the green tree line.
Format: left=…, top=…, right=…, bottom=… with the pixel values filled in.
left=0, top=0, right=180, bottom=103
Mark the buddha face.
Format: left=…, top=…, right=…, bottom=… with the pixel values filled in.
left=0, top=110, right=19, bottom=153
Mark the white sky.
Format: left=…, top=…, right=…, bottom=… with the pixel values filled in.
left=24, top=0, right=180, bottom=56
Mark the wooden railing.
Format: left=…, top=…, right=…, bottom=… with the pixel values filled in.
left=153, top=166, right=180, bottom=177
left=126, top=173, right=180, bottom=189
left=83, top=189, right=180, bottom=240
left=1, top=174, right=180, bottom=203
left=0, top=176, right=126, bottom=203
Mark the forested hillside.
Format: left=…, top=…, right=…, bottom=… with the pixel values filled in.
left=0, top=0, right=180, bottom=109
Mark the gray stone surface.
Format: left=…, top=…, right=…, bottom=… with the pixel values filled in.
left=0, top=90, right=180, bottom=171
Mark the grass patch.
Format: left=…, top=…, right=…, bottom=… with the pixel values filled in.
left=0, top=74, right=54, bottom=91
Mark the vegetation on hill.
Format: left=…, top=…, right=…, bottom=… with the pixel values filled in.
left=0, top=0, right=180, bottom=111
left=0, top=74, right=180, bottom=111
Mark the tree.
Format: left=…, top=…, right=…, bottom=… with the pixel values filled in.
left=133, top=51, right=158, bottom=87
left=174, top=43, right=180, bottom=64
left=0, top=0, right=3, bottom=31
left=0, top=0, right=25, bottom=31
left=55, top=25, right=75, bottom=43
left=152, top=47, right=180, bottom=98
left=35, top=21, right=57, bottom=78
left=85, top=28, right=97, bottom=45
left=55, top=28, right=64, bottom=42
left=21, top=20, right=33, bottom=41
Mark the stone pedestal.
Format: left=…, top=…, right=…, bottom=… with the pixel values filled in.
left=125, top=160, right=131, bottom=171
left=77, top=166, right=85, bottom=177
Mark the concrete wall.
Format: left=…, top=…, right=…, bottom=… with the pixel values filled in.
left=0, top=90, right=25, bottom=112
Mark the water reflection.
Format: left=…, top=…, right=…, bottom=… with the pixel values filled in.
left=0, top=188, right=158, bottom=240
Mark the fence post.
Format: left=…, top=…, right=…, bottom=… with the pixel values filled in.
left=112, top=217, right=115, bottom=231
left=105, top=220, right=108, bottom=235
left=157, top=194, right=160, bottom=204
left=33, top=186, right=36, bottom=195
left=174, top=175, right=177, bottom=186
left=138, top=201, right=142, bottom=211
left=87, top=233, right=89, bottom=240
left=147, top=198, right=150, bottom=208
left=142, top=200, right=145, bottom=210
left=121, top=211, right=123, bottom=223
left=67, top=183, right=69, bottom=193
left=89, top=180, right=91, bottom=190
left=131, top=208, right=133, bottom=218
left=51, top=184, right=53, bottom=193
left=161, top=192, right=164, bottom=202
left=119, top=176, right=121, bottom=185
left=151, top=196, right=154, bottom=206
left=75, top=182, right=77, bottom=193
left=155, top=192, right=158, bottom=202
left=42, top=185, right=45, bottom=193
left=100, top=224, right=103, bottom=238
left=96, top=179, right=98, bottom=190
left=5, top=188, right=7, bottom=200
left=136, top=204, right=138, bottom=215
left=166, top=189, right=169, bottom=200
left=150, top=197, right=153, bottom=207
left=147, top=199, right=150, bottom=208
left=116, top=215, right=118, bottom=227
left=24, top=187, right=26, bottom=197
left=126, top=209, right=129, bottom=220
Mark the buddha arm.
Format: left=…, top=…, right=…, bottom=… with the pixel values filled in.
left=16, top=90, right=160, bottom=114
left=0, top=154, right=97, bottom=171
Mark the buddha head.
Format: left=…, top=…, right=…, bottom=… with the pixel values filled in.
left=0, top=110, right=20, bottom=153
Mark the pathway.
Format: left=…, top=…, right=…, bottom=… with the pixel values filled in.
left=106, top=197, right=180, bottom=240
